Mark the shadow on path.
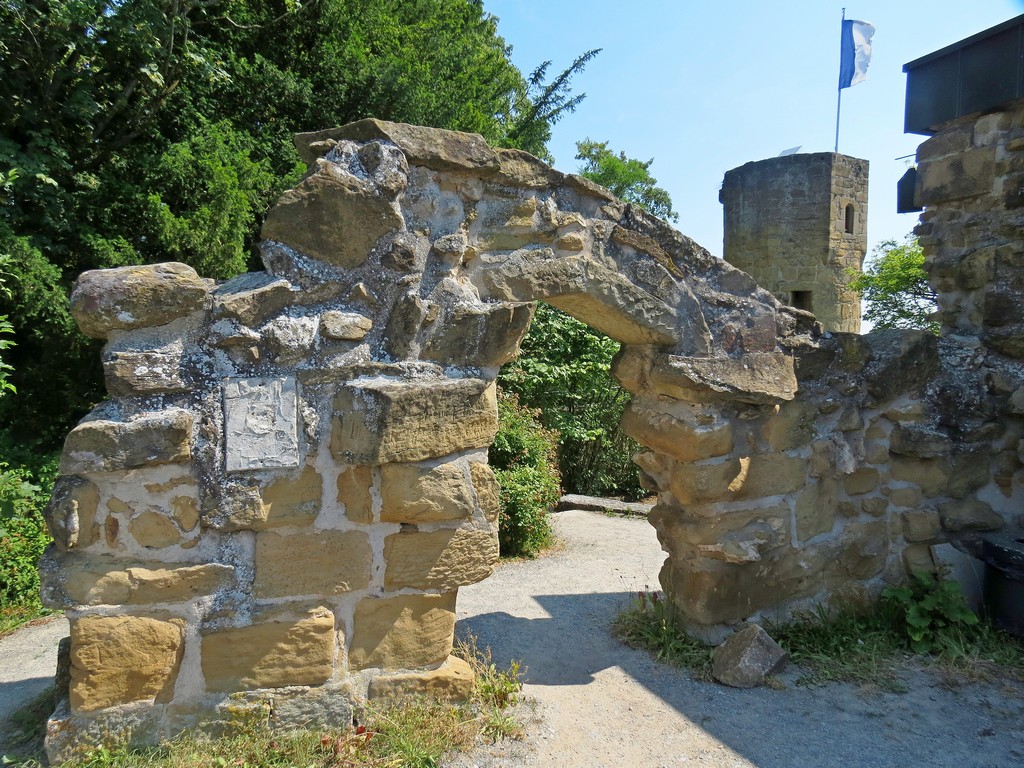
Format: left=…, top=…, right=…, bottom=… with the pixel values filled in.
left=458, top=589, right=1024, bottom=768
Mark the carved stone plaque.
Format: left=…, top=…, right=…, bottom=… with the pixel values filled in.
left=223, top=377, right=300, bottom=472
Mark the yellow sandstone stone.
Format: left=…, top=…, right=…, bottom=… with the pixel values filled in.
left=201, top=608, right=335, bottom=692
left=349, top=593, right=457, bottom=670
left=129, top=509, right=182, bottom=549
left=337, top=465, right=374, bottom=523
left=470, top=462, right=500, bottom=522
left=256, top=466, right=322, bottom=529
left=70, top=614, right=185, bottom=712
left=367, top=655, right=474, bottom=701
left=383, top=527, right=498, bottom=590
left=380, top=461, right=473, bottom=523
left=254, top=530, right=371, bottom=597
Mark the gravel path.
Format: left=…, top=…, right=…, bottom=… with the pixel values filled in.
left=451, top=509, right=1024, bottom=768
left=1, top=510, right=1022, bottom=767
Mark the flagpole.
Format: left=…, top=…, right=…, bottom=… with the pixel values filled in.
left=835, top=8, right=845, bottom=153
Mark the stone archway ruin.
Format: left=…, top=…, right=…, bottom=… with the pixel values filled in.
left=40, top=118, right=1024, bottom=760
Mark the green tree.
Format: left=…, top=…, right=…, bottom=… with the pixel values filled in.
left=575, top=139, right=678, bottom=222
left=850, top=236, right=938, bottom=333
left=500, top=304, right=644, bottom=500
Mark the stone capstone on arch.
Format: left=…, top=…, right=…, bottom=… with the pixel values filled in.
left=42, top=118, right=1014, bottom=760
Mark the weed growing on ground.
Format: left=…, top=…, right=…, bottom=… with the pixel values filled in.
left=614, top=583, right=1024, bottom=692
left=1, top=635, right=527, bottom=768
left=882, top=572, right=980, bottom=656
left=611, top=590, right=713, bottom=679
left=767, top=604, right=909, bottom=691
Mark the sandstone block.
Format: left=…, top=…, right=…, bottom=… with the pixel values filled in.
left=297, top=119, right=499, bottom=173
left=60, top=409, right=192, bottom=475
left=383, top=527, right=498, bottom=591
left=332, top=378, right=497, bottom=464
left=650, top=352, right=797, bottom=405
left=728, top=453, right=807, bottom=501
left=833, top=518, right=888, bottom=580
left=843, top=468, right=880, bottom=496
left=171, top=496, right=200, bottom=532
left=254, top=530, right=371, bottom=597
left=947, top=453, right=991, bottom=499
left=669, top=459, right=743, bottom=504
left=380, top=461, right=474, bottom=524
left=256, top=466, right=322, bottom=529
left=262, top=156, right=403, bottom=268
left=367, top=656, right=474, bottom=701
left=270, top=686, right=354, bottom=730
left=70, top=263, right=210, bottom=340
left=621, top=404, right=733, bottom=462
left=661, top=547, right=824, bottom=626
left=795, top=478, right=837, bottom=540
left=212, top=272, right=293, bottom=327
left=862, top=331, right=939, bottom=401
left=129, top=509, right=182, bottom=549
left=43, top=476, right=100, bottom=551
left=470, top=462, right=500, bottom=522
left=861, top=497, right=889, bottom=517
left=890, top=457, right=950, bottom=496
left=320, top=310, right=373, bottom=341
left=45, top=700, right=163, bottom=765
left=50, top=557, right=233, bottom=607
left=917, top=146, right=996, bottom=205
left=903, top=508, right=942, bottom=543
left=889, top=487, right=923, bottom=508
left=337, top=465, right=374, bottom=523
left=421, top=302, right=534, bottom=369
left=712, top=624, right=787, bottom=688
left=202, top=608, right=335, bottom=692
left=349, top=593, right=457, bottom=671
left=103, top=347, right=188, bottom=397
left=761, top=400, right=817, bottom=451
left=889, top=424, right=952, bottom=458
left=70, top=615, right=185, bottom=712
left=938, top=499, right=1003, bottom=532
left=902, top=544, right=937, bottom=577
left=47, top=554, right=131, bottom=607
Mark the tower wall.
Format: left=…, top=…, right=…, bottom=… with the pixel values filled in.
left=720, top=152, right=868, bottom=333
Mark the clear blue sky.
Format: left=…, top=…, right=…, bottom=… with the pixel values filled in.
left=484, top=0, right=1024, bottom=260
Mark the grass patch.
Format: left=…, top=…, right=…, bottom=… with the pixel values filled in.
left=0, top=605, right=53, bottom=639
left=1, top=636, right=526, bottom=768
left=613, top=584, right=1024, bottom=692
left=767, top=604, right=910, bottom=691
left=611, top=590, right=713, bottom=679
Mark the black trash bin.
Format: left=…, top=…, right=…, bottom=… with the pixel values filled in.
left=981, top=534, right=1024, bottom=638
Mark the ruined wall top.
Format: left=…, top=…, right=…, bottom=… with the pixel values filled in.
left=72, top=118, right=821, bottom=406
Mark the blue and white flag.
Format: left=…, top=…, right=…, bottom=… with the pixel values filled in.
left=838, top=19, right=875, bottom=89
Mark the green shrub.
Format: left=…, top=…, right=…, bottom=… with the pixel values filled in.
left=490, top=393, right=560, bottom=558
left=0, top=450, right=58, bottom=627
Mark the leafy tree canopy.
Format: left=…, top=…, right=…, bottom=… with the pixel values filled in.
left=0, top=0, right=596, bottom=445
left=850, top=235, right=939, bottom=333
left=576, top=139, right=677, bottom=222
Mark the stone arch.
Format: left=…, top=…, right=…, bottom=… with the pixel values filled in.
left=43, top=120, right=969, bottom=758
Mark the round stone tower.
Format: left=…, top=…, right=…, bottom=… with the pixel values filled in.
left=720, top=152, right=869, bottom=333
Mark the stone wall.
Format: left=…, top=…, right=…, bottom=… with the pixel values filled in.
left=721, top=153, right=868, bottom=333
left=39, top=117, right=1024, bottom=760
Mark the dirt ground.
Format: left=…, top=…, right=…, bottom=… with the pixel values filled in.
left=1, top=508, right=1022, bottom=767
left=448, top=509, right=1024, bottom=768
